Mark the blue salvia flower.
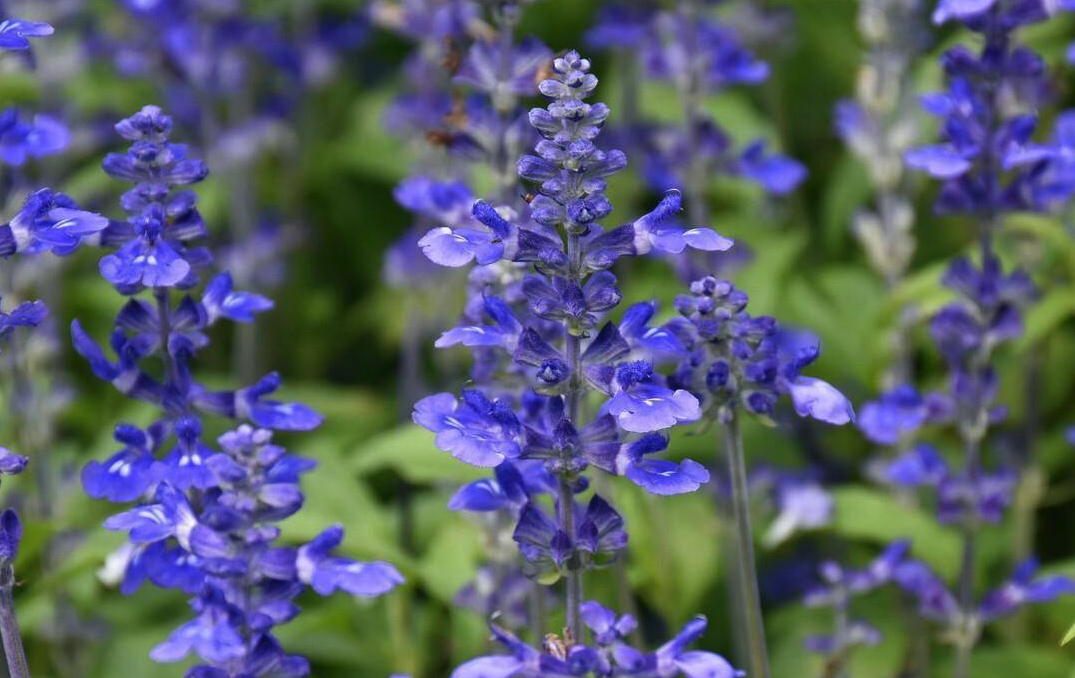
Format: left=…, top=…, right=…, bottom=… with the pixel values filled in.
left=896, top=556, right=1075, bottom=627
left=890, top=3, right=1075, bottom=674
left=380, top=2, right=557, bottom=632
left=906, top=0, right=1075, bottom=227
left=74, top=107, right=402, bottom=675
left=372, top=0, right=479, bottom=138
left=585, top=0, right=806, bottom=246
left=0, top=17, right=52, bottom=51
left=452, top=601, right=742, bottom=678
left=857, top=385, right=953, bottom=447
left=802, top=541, right=910, bottom=662
left=95, top=106, right=210, bottom=290
left=670, top=275, right=854, bottom=678
left=671, top=277, right=855, bottom=425
left=415, top=50, right=736, bottom=673
left=0, top=108, right=68, bottom=166
left=0, top=188, right=108, bottom=258
left=0, top=20, right=108, bottom=676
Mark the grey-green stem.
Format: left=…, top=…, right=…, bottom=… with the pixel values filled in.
left=0, top=566, right=29, bottom=678
left=722, top=411, right=771, bottom=678
left=560, top=228, right=584, bottom=643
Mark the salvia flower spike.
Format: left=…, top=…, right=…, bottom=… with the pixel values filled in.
left=74, top=106, right=402, bottom=675
left=415, top=49, right=738, bottom=676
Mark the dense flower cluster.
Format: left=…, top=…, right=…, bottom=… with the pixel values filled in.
left=907, top=0, right=1075, bottom=218
left=415, top=49, right=736, bottom=674
left=585, top=1, right=805, bottom=200
left=848, top=3, right=1075, bottom=674
left=802, top=542, right=908, bottom=659
left=74, top=107, right=402, bottom=676
left=670, top=276, right=854, bottom=425
left=453, top=601, right=740, bottom=678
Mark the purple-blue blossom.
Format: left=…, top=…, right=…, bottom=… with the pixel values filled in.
left=0, top=109, right=68, bottom=166
left=414, top=48, right=732, bottom=665
left=451, top=603, right=739, bottom=678
left=671, top=276, right=855, bottom=425
left=0, top=18, right=53, bottom=51
left=0, top=189, right=108, bottom=258
left=73, top=108, right=402, bottom=673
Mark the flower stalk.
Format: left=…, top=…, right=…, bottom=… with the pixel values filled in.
left=722, top=411, right=770, bottom=678
left=0, top=565, right=29, bottom=678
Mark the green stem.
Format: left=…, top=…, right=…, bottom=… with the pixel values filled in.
left=530, top=581, right=546, bottom=644
left=722, top=411, right=770, bottom=678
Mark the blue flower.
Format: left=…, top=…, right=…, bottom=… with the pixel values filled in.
left=0, top=18, right=53, bottom=51
left=149, top=588, right=246, bottom=665
left=97, top=106, right=210, bottom=292
left=0, top=297, right=46, bottom=347
left=606, top=367, right=702, bottom=433
left=0, top=447, right=27, bottom=476
left=615, top=433, right=710, bottom=495
left=765, top=480, right=833, bottom=546
left=0, top=109, right=68, bottom=165
left=650, top=616, right=742, bottom=678
left=978, top=559, right=1075, bottom=623
left=580, top=600, right=638, bottom=645
left=437, top=295, right=523, bottom=351
left=192, top=371, right=324, bottom=431
left=296, top=525, right=404, bottom=596
left=631, top=190, right=734, bottom=256
left=454, top=37, right=551, bottom=106
left=894, top=559, right=960, bottom=623
left=82, top=424, right=162, bottom=502
left=70, top=321, right=163, bottom=404
left=787, top=377, right=856, bottom=426
left=674, top=276, right=854, bottom=425
left=0, top=188, right=108, bottom=258
left=450, top=624, right=595, bottom=678
left=883, top=443, right=949, bottom=488
left=76, top=105, right=401, bottom=673
left=0, top=509, right=22, bottom=567
left=103, top=482, right=227, bottom=557
left=858, top=386, right=952, bottom=446
left=418, top=200, right=513, bottom=268
left=413, top=390, right=522, bottom=467
left=584, top=3, right=655, bottom=49
left=201, top=272, right=273, bottom=323
left=513, top=495, right=626, bottom=572
left=736, top=140, right=808, bottom=195
left=449, top=461, right=552, bottom=512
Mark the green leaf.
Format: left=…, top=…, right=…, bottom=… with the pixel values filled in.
left=415, top=520, right=483, bottom=604
left=1016, top=288, right=1075, bottom=352
left=351, top=424, right=485, bottom=485
left=613, top=484, right=722, bottom=621
left=831, top=486, right=962, bottom=579
left=1061, top=619, right=1075, bottom=646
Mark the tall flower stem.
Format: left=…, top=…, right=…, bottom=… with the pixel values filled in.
left=561, top=229, right=584, bottom=643
left=953, top=427, right=983, bottom=678
left=559, top=473, right=582, bottom=642
left=722, top=410, right=770, bottom=678
left=678, top=0, right=710, bottom=230
left=0, top=565, right=30, bottom=678
left=824, top=585, right=850, bottom=678
left=492, top=2, right=520, bottom=204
